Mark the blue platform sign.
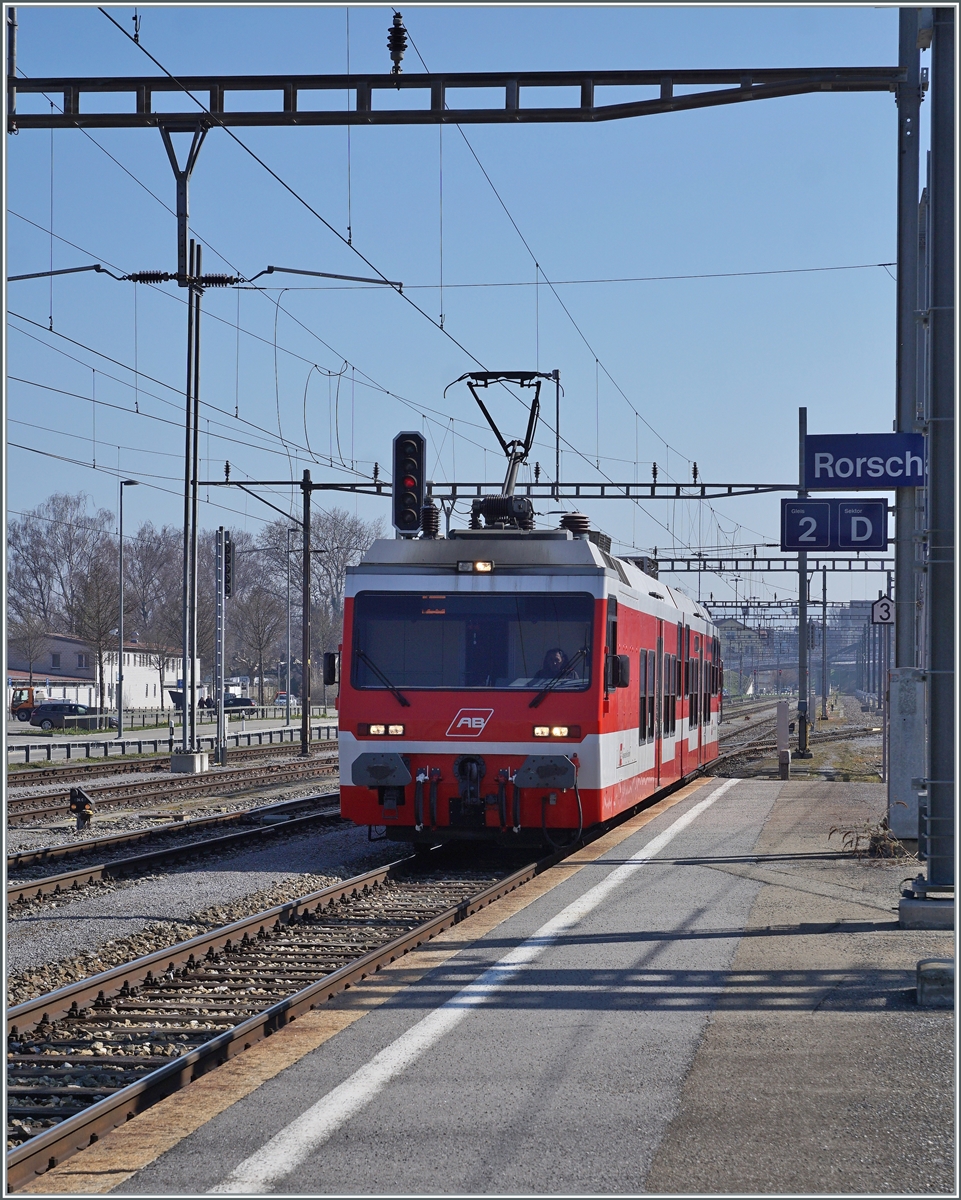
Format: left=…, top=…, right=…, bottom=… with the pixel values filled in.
left=781, top=498, right=888, bottom=551
left=835, top=499, right=888, bottom=549
left=805, top=433, right=925, bottom=490
left=781, top=500, right=831, bottom=550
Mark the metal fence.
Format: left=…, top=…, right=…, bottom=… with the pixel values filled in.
left=7, top=723, right=339, bottom=765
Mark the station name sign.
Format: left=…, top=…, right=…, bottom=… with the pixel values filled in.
left=804, top=433, right=925, bottom=490
left=781, top=498, right=888, bottom=551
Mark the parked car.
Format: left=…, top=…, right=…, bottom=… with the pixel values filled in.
left=30, top=702, right=92, bottom=730
left=273, top=692, right=289, bottom=706
left=224, top=695, right=255, bottom=709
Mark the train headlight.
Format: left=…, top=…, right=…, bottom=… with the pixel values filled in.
left=533, top=726, right=550, bottom=738
left=387, top=724, right=405, bottom=736
left=368, top=723, right=386, bottom=735
left=533, top=724, right=581, bottom=739
left=457, top=560, right=494, bottom=573
left=550, top=726, right=569, bottom=737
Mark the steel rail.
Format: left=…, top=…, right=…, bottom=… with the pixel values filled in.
left=6, top=739, right=337, bottom=788
left=7, top=793, right=339, bottom=872
left=5, top=854, right=541, bottom=1188
left=7, top=806, right=344, bottom=904
left=8, top=750, right=337, bottom=805
left=7, top=757, right=338, bottom=825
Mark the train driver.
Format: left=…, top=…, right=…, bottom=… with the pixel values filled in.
left=536, top=647, right=570, bottom=679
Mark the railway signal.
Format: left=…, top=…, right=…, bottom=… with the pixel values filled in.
left=223, top=532, right=235, bottom=598
left=392, top=431, right=426, bottom=534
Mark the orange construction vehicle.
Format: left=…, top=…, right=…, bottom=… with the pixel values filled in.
left=10, top=686, right=47, bottom=721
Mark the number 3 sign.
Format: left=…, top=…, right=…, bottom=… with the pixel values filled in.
left=871, top=597, right=895, bottom=625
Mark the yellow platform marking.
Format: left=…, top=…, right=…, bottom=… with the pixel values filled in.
left=15, top=779, right=709, bottom=1195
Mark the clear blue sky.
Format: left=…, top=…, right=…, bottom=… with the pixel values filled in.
left=5, top=4, right=927, bottom=606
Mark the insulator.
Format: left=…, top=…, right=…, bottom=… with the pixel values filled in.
left=560, top=512, right=591, bottom=535
left=420, top=502, right=440, bottom=539
left=201, top=274, right=238, bottom=287
left=373, top=462, right=380, bottom=483
left=652, top=461, right=658, bottom=483
left=128, top=270, right=173, bottom=284
left=472, top=495, right=534, bottom=530
left=388, top=12, right=407, bottom=74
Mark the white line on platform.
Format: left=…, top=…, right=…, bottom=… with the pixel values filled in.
left=209, top=777, right=740, bottom=1195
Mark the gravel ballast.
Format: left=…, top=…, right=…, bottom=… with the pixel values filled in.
left=6, top=825, right=407, bottom=1005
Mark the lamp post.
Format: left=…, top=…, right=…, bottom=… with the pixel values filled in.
left=286, top=526, right=293, bottom=730
left=117, top=479, right=139, bottom=737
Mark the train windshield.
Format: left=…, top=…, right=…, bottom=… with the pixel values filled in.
left=351, top=591, right=594, bottom=691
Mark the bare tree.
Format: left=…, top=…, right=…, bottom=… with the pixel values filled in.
left=67, top=539, right=120, bottom=725
left=311, top=507, right=384, bottom=618
left=126, top=522, right=182, bottom=703
left=7, top=614, right=49, bottom=684
left=230, top=584, right=285, bottom=703
left=8, top=494, right=114, bottom=632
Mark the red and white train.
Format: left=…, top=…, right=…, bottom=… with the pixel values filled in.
left=337, top=513, right=721, bottom=846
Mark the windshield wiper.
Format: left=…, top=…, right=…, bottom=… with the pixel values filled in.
left=357, top=650, right=411, bottom=708
left=529, top=647, right=587, bottom=709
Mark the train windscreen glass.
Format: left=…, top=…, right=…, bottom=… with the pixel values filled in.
left=352, top=592, right=593, bottom=690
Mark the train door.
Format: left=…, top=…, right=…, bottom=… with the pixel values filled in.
left=679, top=623, right=688, bottom=777
left=697, top=638, right=705, bottom=766
left=654, top=624, right=664, bottom=785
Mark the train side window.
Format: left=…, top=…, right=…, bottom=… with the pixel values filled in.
left=605, top=597, right=618, bottom=693
left=647, top=651, right=656, bottom=740
left=638, top=649, right=647, bottom=742
left=667, top=653, right=676, bottom=735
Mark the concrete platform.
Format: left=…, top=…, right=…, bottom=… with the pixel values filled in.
left=21, top=779, right=954, bottom=1196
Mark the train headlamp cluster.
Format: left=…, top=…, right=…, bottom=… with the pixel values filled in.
left=358, top=723, right=405, bottom=736
left=457, top=560, right=494, bottom=573
left=533, top=725, right=580, bottom=738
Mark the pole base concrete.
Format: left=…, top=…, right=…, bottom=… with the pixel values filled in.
left=916, top=958, right=954, bottom=1007
left=170, top=751, right=209, bottom=774
left=899, top=897, right=954, bottom=930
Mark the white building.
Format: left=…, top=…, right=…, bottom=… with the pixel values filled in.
left=6, top=632, right=197, bottom=710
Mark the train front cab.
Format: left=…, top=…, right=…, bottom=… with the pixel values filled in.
left=337, top=533, right=721, bottom=845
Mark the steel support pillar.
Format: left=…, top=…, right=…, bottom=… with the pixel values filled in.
left=919, top=7, right=954, bottom=889
left=889, top=5, right=926, bottom=837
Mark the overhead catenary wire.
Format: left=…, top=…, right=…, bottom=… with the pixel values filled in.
left=7, top=214, right=497, bottom=472
left=15, top=17, right=813, bottom=564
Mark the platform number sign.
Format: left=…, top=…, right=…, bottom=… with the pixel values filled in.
left=781, top=501, right=831, bottom=550
left=781, top=498, right=888, bottom=552
left=871, top=597, right=895, bottom=625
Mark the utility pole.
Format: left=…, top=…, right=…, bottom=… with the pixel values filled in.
left=215, top=527, right=226, bottom=766
left=796, top=407, right=811, bottom=757
left=286, top=525, right=293, bottom=730
left=117, top=479, right=138, bottom=737
left=821, top=567, right=828, bottom=720
left=301, top=470, right=312, bottom=757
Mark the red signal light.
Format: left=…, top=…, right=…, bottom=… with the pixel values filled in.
left=403, top=475, right=417, bottom=489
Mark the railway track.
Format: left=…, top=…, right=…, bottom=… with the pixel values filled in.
left=7, top=798, right=344, bottom=905
left=6, top=754, right=338, bottom=826
left=6, top=738, right=338, bottom=789
left=7, top=794, right=338, bottom=876
left=6, top=848, right=541, bottom=1186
